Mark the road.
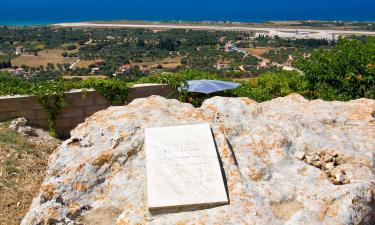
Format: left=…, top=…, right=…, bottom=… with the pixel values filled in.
left=231, top=44, right=294, bottom=70
left=69, top=59, right=80, bottom=70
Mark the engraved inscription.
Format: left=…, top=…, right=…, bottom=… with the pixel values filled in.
left=145, top=123, right=228, bottom=210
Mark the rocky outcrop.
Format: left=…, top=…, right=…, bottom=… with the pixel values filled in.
left=22, top=94, right=375, bottom=225
left=7, top=117, right=61, bottom=152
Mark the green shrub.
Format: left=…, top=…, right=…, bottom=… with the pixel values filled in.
left=31, top=80, right=67, bottom=137
left=233, top=71, right=309, bottom=102
left=294, top=37, right=375, bottom=100
left=82, top=78, right=129, bottom=105
left=0, top=73, right=31, bottom=96
left=140, top=69, right=308, bottom=104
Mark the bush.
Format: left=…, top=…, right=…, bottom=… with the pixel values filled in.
left=234, top=71, right=309, bottom=102
left=139, top=69, right=308, bottom=104
left=294, top=37, right=375, bottom=100
left=65, top=44, right=77, bottom=51
left=82, top=79, right=129, bottom=105
left=0, top=73, right=31, bottom=96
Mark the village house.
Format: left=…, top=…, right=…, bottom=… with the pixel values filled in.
left=15, top=46, right=24, bottom=55
left=224, top=42, right=234, bottom=52
left=120, top=64, right=131, bottom=72
left=95, top=59, right=105, bottom=66
left=258, top=58, right=270, bottom=68
left=285, top=55, right=294, bottom=66
left=91, top=67, right=100, bottom=74
left=8, top=67, right=25, bottom=76
left=215, top=61, right=230, bottom=70
left=140, top=65, right=151, bottom=73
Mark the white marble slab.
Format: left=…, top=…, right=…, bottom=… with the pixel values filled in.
left=145, top=123, right=228, bottom=210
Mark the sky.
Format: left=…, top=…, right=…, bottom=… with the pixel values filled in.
left=0, top=0, right=374, bottom=25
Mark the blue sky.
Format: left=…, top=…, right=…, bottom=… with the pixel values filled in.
left=0, top=0, right=374, bottom=24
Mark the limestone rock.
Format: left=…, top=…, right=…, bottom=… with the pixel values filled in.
left=294, top=151, right=305, bottom=160
left=325, top=162, right=335, bottom=171
left=18, top=126, right=39, bottom=137
left=21, top=94, right=375, bottom=225
left=9, top=117, right=27, bottom=130
left=324, top=154, right=334, bottom=163
left=336, top=173, right=345, bottom=183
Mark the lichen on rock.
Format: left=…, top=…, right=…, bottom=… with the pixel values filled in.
left=21, top=94, right=375, bottom=225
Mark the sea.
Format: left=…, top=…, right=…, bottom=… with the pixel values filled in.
left=0, top=0, right=374, bottom=26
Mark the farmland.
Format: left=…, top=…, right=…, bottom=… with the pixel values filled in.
left=11, top=49, right=76, bottom=67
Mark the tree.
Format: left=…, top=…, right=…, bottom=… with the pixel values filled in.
left=47, top=63, right=55, bottom=70
left=61, top=52, right=68, bottom=57
left=294, top=37, right=375, bottom=100
left=65, top=44, right=77, bottom=51
left=0, top=59, right=12, bottom=69
left=137, top=39, right=145, bottom=47
left=180, top=57, right=188, bottom=65
left=159, top=38, right=179, bottom=51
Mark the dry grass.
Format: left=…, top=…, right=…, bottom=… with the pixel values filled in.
left=132, top=56, right=181, bottom=69
left=74, top=60, right=96, bottom=68
left=158, top=56, right=182, bottom=69
left=0, top=123, right=60, bottom=225
left=11, top=49, right=76, bottom=67
left=243, top=48, right=275, bottom=56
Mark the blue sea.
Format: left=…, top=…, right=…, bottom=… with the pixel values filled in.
left=0, top=0, right=374, bottom=26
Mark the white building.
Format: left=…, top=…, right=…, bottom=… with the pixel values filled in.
left=8, top=68, right=25, bottom=76
left=91, top=68, right=100, bottom=74
left=15, top=46, right=24, bottom=55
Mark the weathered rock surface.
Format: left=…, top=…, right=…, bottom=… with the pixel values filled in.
left=22, top=94, right=375, bottom=225
left=7, top=117, right=61, bottom=151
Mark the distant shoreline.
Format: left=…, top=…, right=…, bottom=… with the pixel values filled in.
left=54, top=21, right=375, bottom=39
left=1, top=19, right=375, bottom=27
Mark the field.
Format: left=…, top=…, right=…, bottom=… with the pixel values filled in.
left=11, top=49, right=76, bottom=67
left=74, top=59, right=96, bottom=68
left=132, top=56, right=181, bottom=69
left=243, top=48, right=274, bottom=56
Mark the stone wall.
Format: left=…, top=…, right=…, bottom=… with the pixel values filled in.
left=0, top=84, right=171, bottom=138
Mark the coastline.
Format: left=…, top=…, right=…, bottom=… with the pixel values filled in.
left=2, top=18, right=375, bottom=27
left=53, top=21, right=375, bottom=40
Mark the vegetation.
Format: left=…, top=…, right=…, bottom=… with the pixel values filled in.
left=294, top=37, right=375, bottom=100
left=234, top=71, right=309, bottom=101
left=291, top=21, right=375, bottom=31
left=1, top=36, right=374, bottom=132
left=0, top=73, right=129, bottom=135
left=0, top=59, right=11, bottom=69
left=262, top=48, right=295, bottom=64
left=139, top=70, right=308, bottom=104
left=0, top=122, right=60, bottom=225
left=0, top=26, right=337, bottom=78
left=0, top=25, right=374, bottom=134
